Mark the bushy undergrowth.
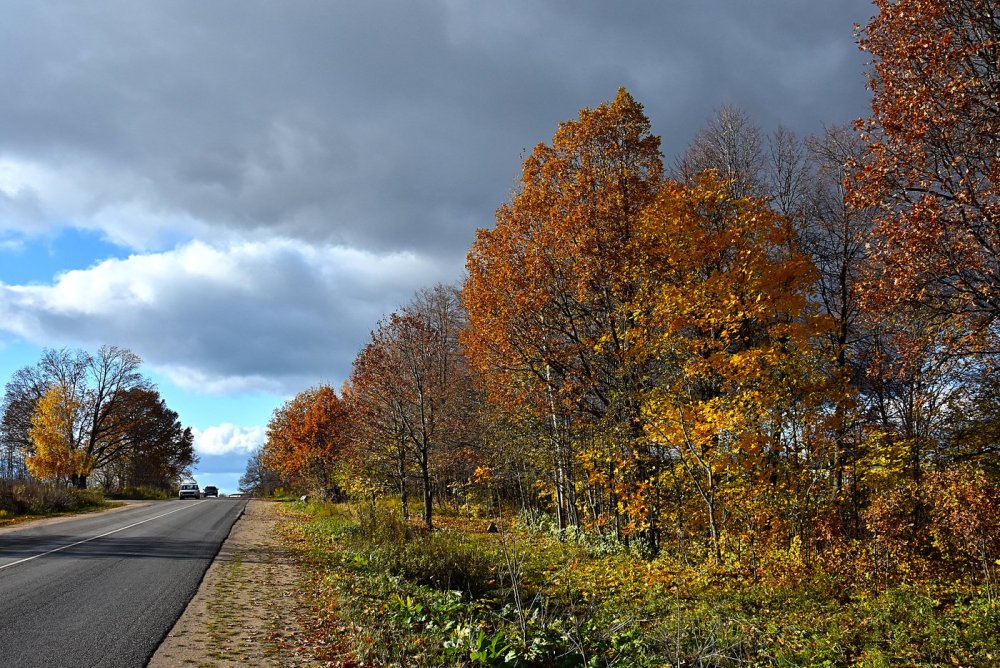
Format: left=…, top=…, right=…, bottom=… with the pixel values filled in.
left=0, top=479, right=105, bottom=518
left=104, top=486, right=173, bottom=500
left=286, top=501, right=1000, bottom=666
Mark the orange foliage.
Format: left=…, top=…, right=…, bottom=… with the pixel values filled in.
left=262, top=385, right=352, bottom=498
left=462, top=87, right=664, bottom=542
left=635, top=173, right=828, bottom=560
left=852, top=0, right=1000, bottom=350
left=462, top=87, right=662, bottom=418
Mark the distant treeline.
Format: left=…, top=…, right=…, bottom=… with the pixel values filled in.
left=1, top=346, right=196, bottom=495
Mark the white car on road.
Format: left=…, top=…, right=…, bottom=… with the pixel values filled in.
left=178, top=482, right=200, bottom=500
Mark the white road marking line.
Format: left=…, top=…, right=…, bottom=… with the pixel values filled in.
left=0, top=501, right=208, bottom=572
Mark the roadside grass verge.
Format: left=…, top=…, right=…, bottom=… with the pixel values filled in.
left=0, top=479, right=117, bottom=526
left=280, top=501, right=1000, bottom=666
left=204, top=552, right=268, bottom=663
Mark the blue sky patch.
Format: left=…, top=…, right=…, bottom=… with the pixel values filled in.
left=0, top=228, right=128, bottom=285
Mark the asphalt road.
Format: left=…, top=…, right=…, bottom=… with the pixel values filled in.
left=0, top=498, right=247, bottom=668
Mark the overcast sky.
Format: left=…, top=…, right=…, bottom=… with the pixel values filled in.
left=0, top=0, right=876, bottom=492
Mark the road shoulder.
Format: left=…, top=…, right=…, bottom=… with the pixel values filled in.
left=149, top=499, right=316, bottom=667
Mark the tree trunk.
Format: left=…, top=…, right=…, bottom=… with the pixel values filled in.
left=399, top=447, right=409, bottom=520
left=705, top=470, right=722, bottom=563
left=554, top=467, right=566, bottom=535
left=421, top=447, right=433, bottom=530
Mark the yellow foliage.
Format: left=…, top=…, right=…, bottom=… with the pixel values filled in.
left=25, top=383, right=89, bottom=482
left=858, top=431, right=913, bottom=490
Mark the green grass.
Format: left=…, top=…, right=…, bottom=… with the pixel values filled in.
left=281, top=501, right=1000, bottom=667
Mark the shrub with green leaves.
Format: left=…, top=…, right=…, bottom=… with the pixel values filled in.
left=286, top=500, right=1000, bottom=667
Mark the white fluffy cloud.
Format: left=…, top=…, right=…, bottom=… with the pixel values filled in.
left=0, top=238, right=455, bottom=393
left=0, top=157, right=207, bottom=249
left=192, top=424, right=264, bottom=456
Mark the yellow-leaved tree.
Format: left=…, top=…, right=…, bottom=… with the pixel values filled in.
left=635, top=173, right=830, bottom=563
left=26, top=383, right=89, bottom=483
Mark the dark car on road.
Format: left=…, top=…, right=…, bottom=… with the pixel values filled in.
left=203, top=486, right=219, bottom=498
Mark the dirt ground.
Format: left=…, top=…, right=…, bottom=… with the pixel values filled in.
left=149, top=500, right=320, bottom=667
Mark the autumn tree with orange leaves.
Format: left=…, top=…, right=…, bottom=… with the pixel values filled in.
left=94, top=388, right=197, bottom=493
left=852, top=0, right=999, bottom=352
left=463, top=88, right=665, bottom=545
left=837, top=0, right=1000, bottom=568
left=262, top=384, right=352, bottom=500
left=2, top=346, right=193, bottom=490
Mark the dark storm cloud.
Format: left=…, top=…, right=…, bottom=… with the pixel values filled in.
left=0, top=0, right=874, bottom=257
left=0, top=1, right=876, bottom=393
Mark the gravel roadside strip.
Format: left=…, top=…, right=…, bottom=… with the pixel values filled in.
left=149, top=500, right=318, bottom=667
